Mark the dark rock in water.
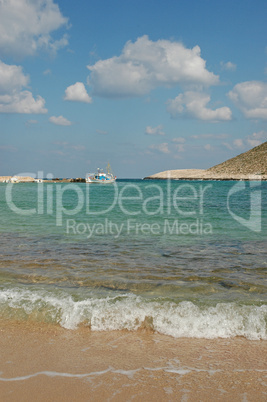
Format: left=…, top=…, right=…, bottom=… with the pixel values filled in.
left=70, top=178, right=85, bottom=182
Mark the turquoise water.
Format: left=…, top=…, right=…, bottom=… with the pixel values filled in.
left=0, top=180, right=266, bottom=339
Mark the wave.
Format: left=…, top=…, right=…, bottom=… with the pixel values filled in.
left=0, top=288, right=266, bottom=340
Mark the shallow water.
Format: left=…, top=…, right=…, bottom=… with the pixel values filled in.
left=0, top=180, right=266, bottom=339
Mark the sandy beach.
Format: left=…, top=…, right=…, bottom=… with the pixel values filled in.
left=0, top=320, right=266, bottom=401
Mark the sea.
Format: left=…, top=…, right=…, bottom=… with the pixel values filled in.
left=0, top=179, right=266, bottom=340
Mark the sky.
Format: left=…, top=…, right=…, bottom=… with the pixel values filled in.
left=0, top=0, right=266, bottom=178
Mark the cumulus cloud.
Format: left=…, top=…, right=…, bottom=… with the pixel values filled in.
left=0, top=0, right=69, bottom=57
left=220, top=61, right=236, bottom=71
left=145, top=125, right=165, bottom=136
left=149, top=143, right=170, bottom=154
left=167, top=91, right=232, bottom=121
left=87, top=35, right=219, bottom=98
left=228, top=81, right=267, bottom=119
left=0, top=60, right=47, bottom=113
left=49, top=115, right=72, bottom=126
left=0, top=60, right=28, bottom=92
left=64, top=82, right=92, bottom=103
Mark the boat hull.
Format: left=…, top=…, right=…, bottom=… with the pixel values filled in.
left=85, top=178, right=116, bottom=184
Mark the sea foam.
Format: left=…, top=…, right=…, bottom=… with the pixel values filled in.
left=0, top=288, right=266, bottom=340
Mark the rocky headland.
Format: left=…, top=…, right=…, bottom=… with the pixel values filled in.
left=144, top=142, right=267, bottom=181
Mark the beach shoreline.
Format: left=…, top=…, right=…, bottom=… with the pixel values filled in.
left=1, top=320, right=266, bottom=401
left=1, top=172, right=266, bottom=183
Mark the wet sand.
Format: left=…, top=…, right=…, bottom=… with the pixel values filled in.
left=0, top=320, right=266, bottom=401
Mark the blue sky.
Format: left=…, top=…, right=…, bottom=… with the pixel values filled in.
left=0, top=0, right=266, bottom=178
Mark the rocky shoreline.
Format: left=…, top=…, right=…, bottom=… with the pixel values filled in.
left=144, top=169, right=266, bottom=181
left=0, top=176, right=85, bottom=183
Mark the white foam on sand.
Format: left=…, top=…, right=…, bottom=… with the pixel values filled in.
left=0, top=288, right=266, bottom=340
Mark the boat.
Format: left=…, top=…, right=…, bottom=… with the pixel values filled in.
left=85, top=164, right=116, bottom=184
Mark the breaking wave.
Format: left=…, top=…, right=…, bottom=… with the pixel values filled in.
left=0, top=288, right=266, bottom=340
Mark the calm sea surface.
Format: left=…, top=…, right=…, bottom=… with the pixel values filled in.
left=0, top=179, right=266, bottom=339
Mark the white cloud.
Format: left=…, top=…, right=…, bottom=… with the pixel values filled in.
left=167, top=91, right=232, bottom=121
left=247, top=139, right=260, bottom=148
left=49, top=115, right=72, bottom=126
left=149, top=143, right=170, bottom=154
left=0, top=60, right=47, bottom=114
left=51, top=150, right=66, bottom=156
left=220, top=61, right=236, bottom=71
left=87, top=35, right=219, bottom=98
left=175, top=143, right=185, bottom=152
left=0, top=60, right=28, bottom=93
left=54, top=141, right=68, bottom=146
left=0, top=91, right=47, bottom=114
left=228, top=81, right=267, bottom=119
left=27, top=119, right=38, bottom=124
left=246, top=130, right=267, bottom=147
left=145, top=125, right=165, bottom=136
left=222, top=142, right=233, bottom=150
left=70, top=144, right=85, bottom=151
left=0, top=145, right=17, bottom=152
left=191, top=133, right=229, bottom=139
left=204, top=144, right=212, bottom=150
left=96, top=130, right=108, bottom=135
left=233, top=139, right=244, bottom=148
left=172, top=137, right=186, bottom=143
left=51, top=141, right=85, bottom=158
left=0, top=0, right=69, bottom=57
left=223, top=131, right=266, bottom=151
left=54, top=142, right=85, bottom=151
left=64, top=82, right=92, bottom=103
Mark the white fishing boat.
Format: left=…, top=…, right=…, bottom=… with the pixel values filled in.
left=86, top=164, right=116, bottom=184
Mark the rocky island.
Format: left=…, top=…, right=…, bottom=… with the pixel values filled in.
left=144, top=142, right=267, bottom=181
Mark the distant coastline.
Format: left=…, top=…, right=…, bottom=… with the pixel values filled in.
left=1, top=174, right=266, bottom=182
left=1, top=142, right=266, bottom=182
left=143, top=169, right=266, bottom=181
